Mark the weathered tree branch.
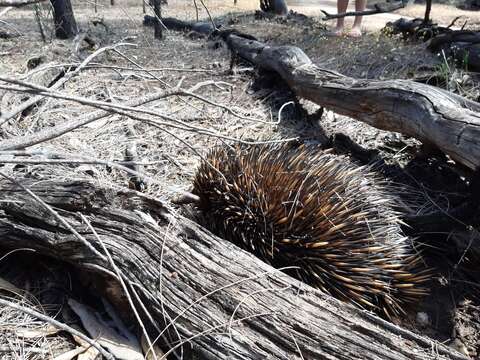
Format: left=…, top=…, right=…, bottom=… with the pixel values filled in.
left=163, top=18, right=480, bottom=170
left=215, top=31, right=480, bottom=171
left=0, top=179, right=468, bottom=359
left=321, top=2, right=404, bottom=20
left=160, top=19, right=480, bottom=170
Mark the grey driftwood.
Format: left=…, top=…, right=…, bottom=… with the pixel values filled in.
left=0, top=179, right=468, bottom=359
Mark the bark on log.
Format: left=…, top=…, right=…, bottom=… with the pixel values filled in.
left=164, top=19, right=480, bottom=171
left=0, top=179, right=468, bottom=359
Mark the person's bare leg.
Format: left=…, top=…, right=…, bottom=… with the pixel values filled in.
left=350, top=0, right=366, bottom=37
left=333, top=0, right=349, bottom=35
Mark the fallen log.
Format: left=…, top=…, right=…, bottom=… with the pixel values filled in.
left=0, top=179, right=468, bottom=359
left=162, top=18, right=480, bottom=171
left=428, top=30, right=480, bottom=71
left=226, top=34, right=480, bottom=171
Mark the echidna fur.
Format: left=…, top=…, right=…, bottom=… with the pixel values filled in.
left=192, top=143, right=430, bottom=318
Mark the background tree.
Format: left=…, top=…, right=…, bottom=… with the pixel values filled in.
left=153, top=0, right=162, bottom=39
left=50, top=0, right=78, bottom=39
left=260, top=0, right=288, bottom=15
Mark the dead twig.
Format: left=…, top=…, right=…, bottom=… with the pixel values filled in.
left=0, top=298, right=114, bottom=359
left=0, top=149, right=163, bottom=189
left=321, top=2, right=404, bottom=20
left=446, top=15, right=464, bottom=29
left=19, top=63, right=215, bottom=81
left=197, top=0, right=217, bottom=30
left=0, top=42, right=135, bottom=125
left=0, top=77, right=295, bottom=148
left=0, top=85, right=180, bottom=150
left=0, top=6, right=12, bottom=15
left=152, top=266, right=299, bottom=351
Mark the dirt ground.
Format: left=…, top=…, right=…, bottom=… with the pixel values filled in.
left=1, top=0, right=479, bottom=358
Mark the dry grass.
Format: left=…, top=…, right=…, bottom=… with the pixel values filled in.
left=0, top=253, right=76, bottom=359
left=0, top=297, right=70, bottom=360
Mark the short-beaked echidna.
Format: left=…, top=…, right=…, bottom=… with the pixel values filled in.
left=192, top=143, right=429, bottom=317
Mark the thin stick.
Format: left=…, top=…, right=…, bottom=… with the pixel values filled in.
left=197, top=0, right=217, bottom=30
left=0, top=79, right=296, bottom=149
left=160, top=312, right=273, bottom=359
left=0, top=42, right=135, bottom=125
left=0, top=157, right=160, bottom=166
left=33, top=3, right=46, bottom=43
left=21, top=63, right=215, bottom=79
left=0, top=298, right=113, bottom=359
left=154, top=221, right=184, bottom=358
left=321, top=2, right=404, bottom=20
left=0, top=6, right=12, bottom=15
left=192, top=0, right=199, bottom=21
left=447, top=15, right=463, bottom=29
left=0, top=87, right=179, bottom=151
left=227, top=285, right=290, bottom=339
left=0, top=149, right=189, bottom=194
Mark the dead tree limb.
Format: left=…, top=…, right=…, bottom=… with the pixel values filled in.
left=0, top=179, right=469, bottom=359
left=0, top=44, right=129, bottom=125
left=161, top=19, right=480, bottom=170
left=321, top=2, right=404, bottom=20
left=0, top=87, right=181, bottom=150
left=210, top=29, right=480, bottom=171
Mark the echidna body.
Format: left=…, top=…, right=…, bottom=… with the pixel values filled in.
left=192, top=143, right=429, bottom=317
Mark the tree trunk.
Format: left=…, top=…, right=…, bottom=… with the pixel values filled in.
left=153, top=0, right=162, bottom=39
left=0, top=179, right=468, bottom=359
left=259, top=0, right=287, bottom=15
left=423, top=0, right=432, bottom=23
left=50, top=0, right=78, bottom=39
